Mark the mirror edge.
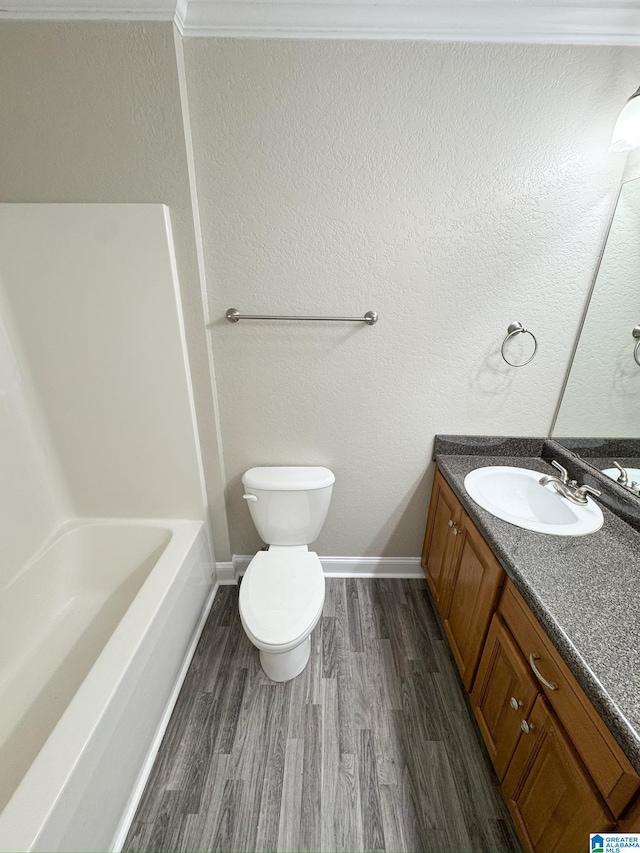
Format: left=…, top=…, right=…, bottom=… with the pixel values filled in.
left=548, top=176, right=627, bottom=439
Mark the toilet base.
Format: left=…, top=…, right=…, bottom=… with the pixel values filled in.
left=259, top=635, right=311, bottom=682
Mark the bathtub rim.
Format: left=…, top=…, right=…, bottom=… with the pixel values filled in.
left=1, top=516, right=175, bottom=597
left=0, top=517, right=208, bottom=853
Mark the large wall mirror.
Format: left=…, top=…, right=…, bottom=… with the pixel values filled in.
left=552, top=175, right=640, bottom=493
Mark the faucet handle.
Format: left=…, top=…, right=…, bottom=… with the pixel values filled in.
left=574, top=484, right=602, bottom=501
left=551, top=460, right=570, bottom=484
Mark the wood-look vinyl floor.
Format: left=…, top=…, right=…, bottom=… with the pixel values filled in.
left=124, top=579, right=521, bottom=853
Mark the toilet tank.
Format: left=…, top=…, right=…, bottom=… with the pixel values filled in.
left=242, top=466, right=335, bottom=546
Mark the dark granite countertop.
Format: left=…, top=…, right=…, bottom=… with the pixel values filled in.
left=434, top=450, right=640, bottom=774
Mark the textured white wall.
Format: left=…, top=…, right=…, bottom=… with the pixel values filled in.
left=2, top=29, right=639, bottom=560
left=0, top=21, right=230, bottom=558
left=184, top=40, right=639, bottom=557
left=0, top=204, right=205, bottom=519
left=554, top=176, right=640, bottom=438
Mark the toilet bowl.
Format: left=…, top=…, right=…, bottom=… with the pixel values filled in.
left=238, top=466, right=335, bottom=682
left=239, top=549, right=325, bottom=681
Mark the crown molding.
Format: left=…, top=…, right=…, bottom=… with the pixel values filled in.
left=2, top=0, right=640, bottom=44
left=0, top=0, right=174, bottom=20
left=175, top=0, right=640, bottom=42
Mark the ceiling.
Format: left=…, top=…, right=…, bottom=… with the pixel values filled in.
left=2, top=0, right=640, bottom=41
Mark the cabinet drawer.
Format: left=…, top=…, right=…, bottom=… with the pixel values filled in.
left=499, top=579, right=639, bottom=817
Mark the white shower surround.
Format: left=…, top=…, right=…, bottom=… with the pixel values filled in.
left=0, top=203, right=216, bottom=851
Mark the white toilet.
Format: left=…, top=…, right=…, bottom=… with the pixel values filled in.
left=239, top=466, right=335, bottom=682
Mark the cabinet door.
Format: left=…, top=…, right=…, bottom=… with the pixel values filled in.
left=421, top=470, right=462, bottom=613
left=500, top=579, right=639, bottom=817
left=503, top=695, right=615, bottom=853
left=441, top=513, right=505, bottom=690
left=620, top=793, right=640, bottom=831
left=471, top=614, right=539, bottom=780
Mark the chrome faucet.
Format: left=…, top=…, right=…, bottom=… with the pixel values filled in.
left=539, top=461, right=601, bottom=506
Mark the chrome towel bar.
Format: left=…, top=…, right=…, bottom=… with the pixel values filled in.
left=226, top=308, right=378, bottom=326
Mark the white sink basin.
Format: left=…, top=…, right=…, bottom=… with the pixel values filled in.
left=602, top=466, right=640, bottom=484
left=464, top=466, right=604, bottom=536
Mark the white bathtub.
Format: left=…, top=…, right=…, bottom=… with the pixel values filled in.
left=0, top=519, right=214, bottom=853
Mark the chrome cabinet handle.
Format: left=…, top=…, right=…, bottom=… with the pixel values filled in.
left=510, top=697, right=523, bottom=710
left=529, top=653, right=558, bottom=691
left=520, top=719, right=535, bottom=734
left=452, top=526, right=459, bottom=536
left=448, top=520, right=454, bottom=527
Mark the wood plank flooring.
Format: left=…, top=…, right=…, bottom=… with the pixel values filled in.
left=124, top=579, right=521, bottom=853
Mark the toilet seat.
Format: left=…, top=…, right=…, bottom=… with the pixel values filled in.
left=239, top=550, right=325, bottom=653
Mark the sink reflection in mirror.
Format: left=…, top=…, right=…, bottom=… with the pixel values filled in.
left=601, top=464, right=640, bottom=495
left=464, top=466, right=604, bottom=536
left=552, top=175, right=640, bottom=490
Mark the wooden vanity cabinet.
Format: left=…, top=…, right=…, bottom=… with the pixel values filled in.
left=422, top=465, right=640, bottom=852
left=422, top=469, right=505, bottom=689
left=499, top=580, right=640, bottom=817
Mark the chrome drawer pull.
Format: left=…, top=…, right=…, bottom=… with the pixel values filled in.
left=529, top=653, right=558, bottom=691
left=520, top=719, right=535, bottom=734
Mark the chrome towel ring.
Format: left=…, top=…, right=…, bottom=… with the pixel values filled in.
left=633, top=326, right=640, bottom=367
left=501, top=322, right=538, bottom=368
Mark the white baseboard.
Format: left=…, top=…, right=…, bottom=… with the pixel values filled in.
left=219, top=555, right=423, bottom=581
left=110, top=581, right=219, bottom=852
left=318, top=556, right=423, bottom=578
left=214, top=561, right=237, bottom=584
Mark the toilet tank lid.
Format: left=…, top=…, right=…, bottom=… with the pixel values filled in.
left=242, top=466, right=335, bottom=491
